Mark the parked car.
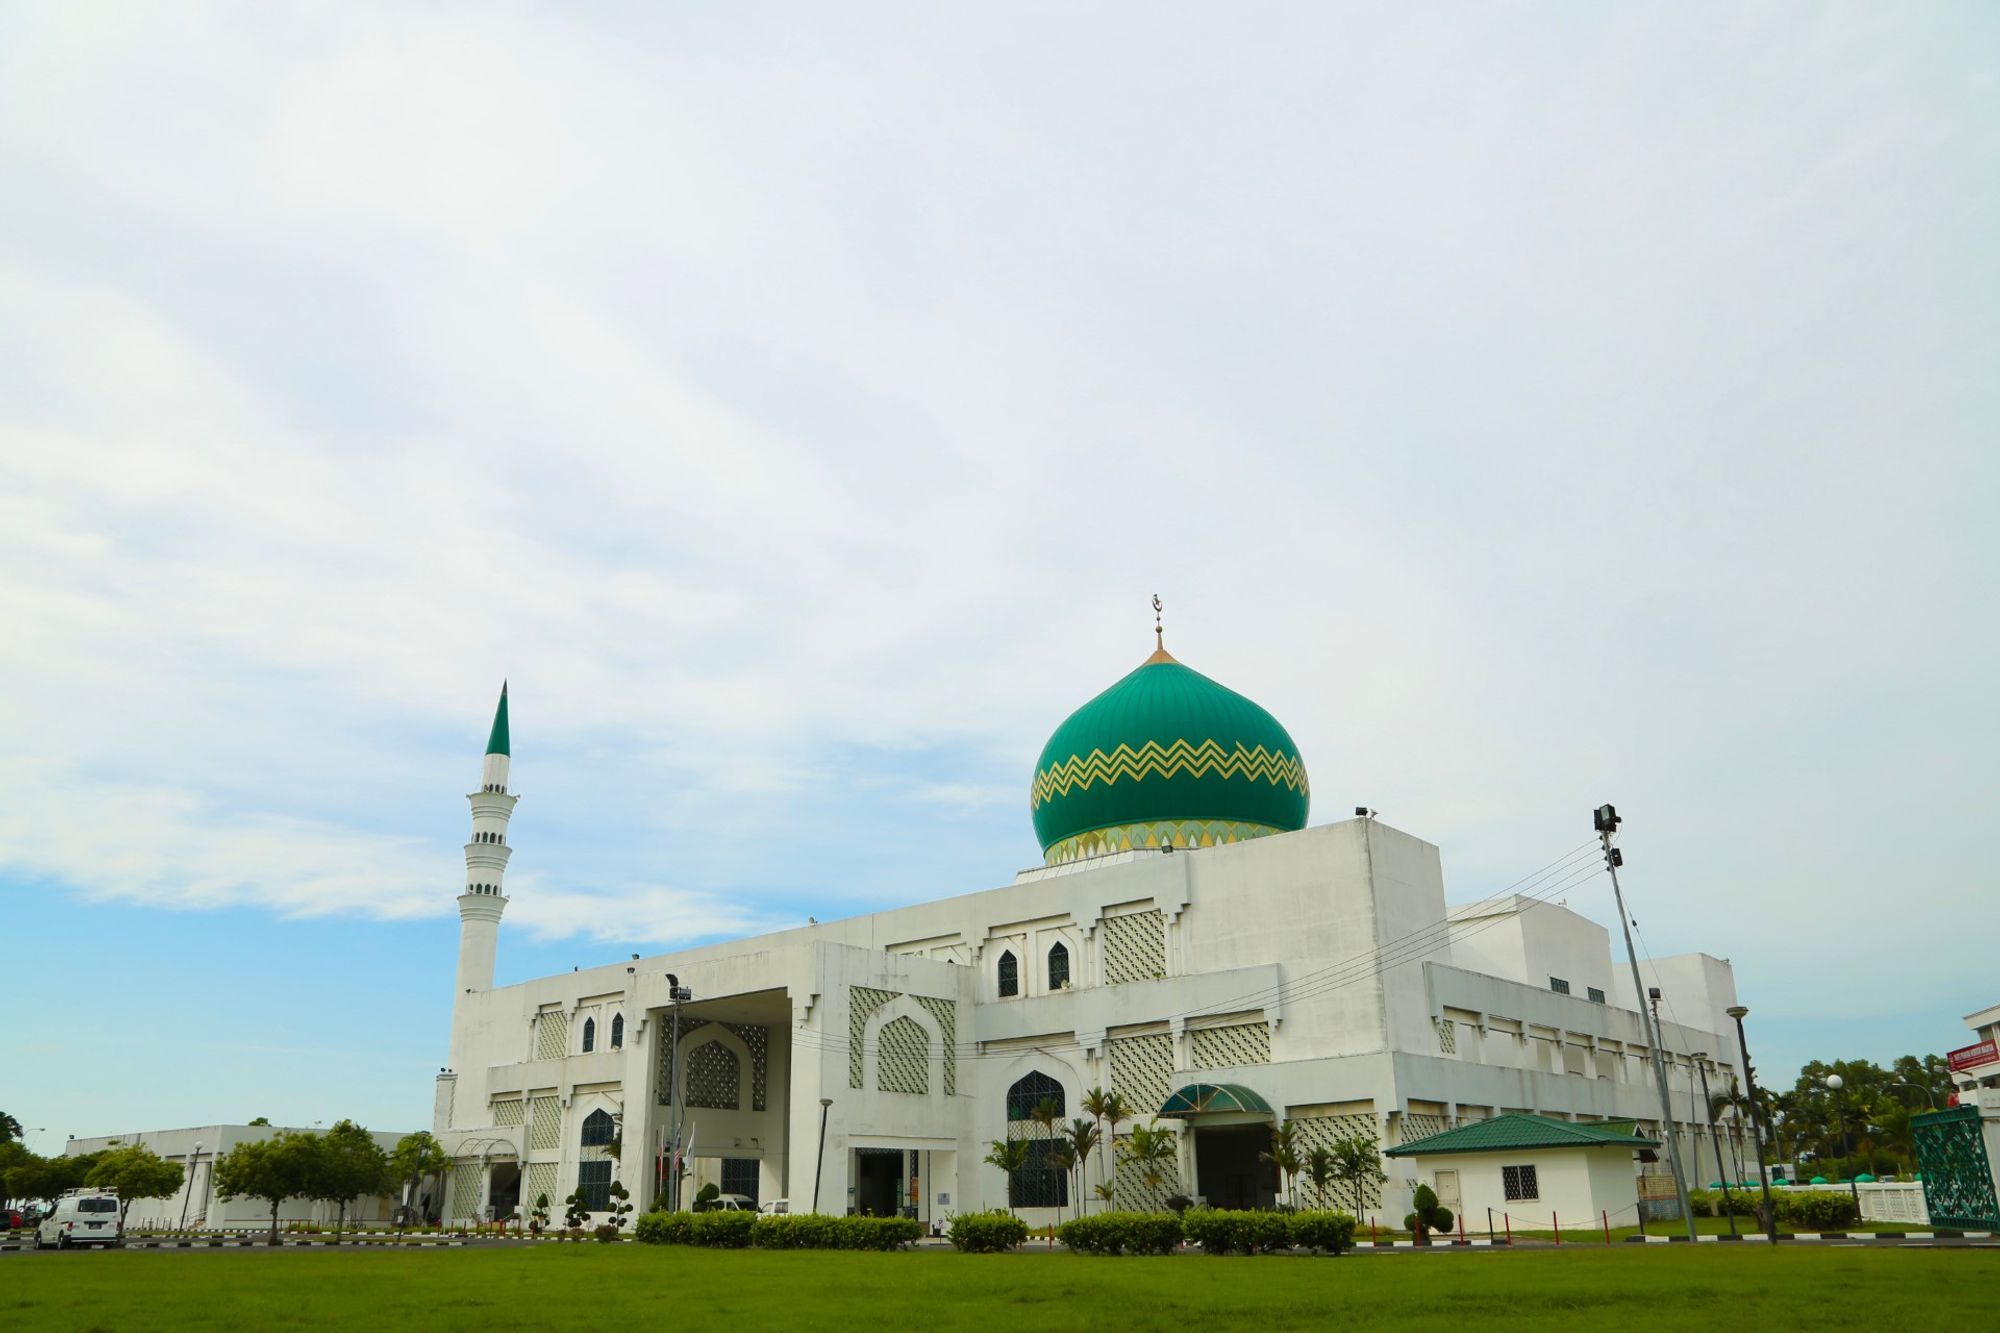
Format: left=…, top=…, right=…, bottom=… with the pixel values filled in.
left=35, top=1189, right=123, bottom=1250
left=757, top=1199, right=790, bottom=1216
left=709, top=1194, right=756, bottom=1213
left=2, top=1208, right=24, bottom=1230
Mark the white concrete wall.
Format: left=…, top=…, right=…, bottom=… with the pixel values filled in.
left=1409, top=1149, right=1639, bottom=1233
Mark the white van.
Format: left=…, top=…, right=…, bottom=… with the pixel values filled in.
left=35, top=1188, right=122, bottom=1250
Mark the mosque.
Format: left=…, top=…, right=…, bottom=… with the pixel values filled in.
left=433, top=622, right=1752, bottom=1227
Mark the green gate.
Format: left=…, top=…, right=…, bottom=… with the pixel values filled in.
left=1912, top=1106, right=2000, bottom=1230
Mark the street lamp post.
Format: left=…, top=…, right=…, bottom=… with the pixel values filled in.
left=1824, top=1074, right=1862, bottom=1217
left=812, top=1098, right=834, bottom=1214
left=1690, top=1057, right=1736, bottom=1236
left=664, top=974, right=693, bottom=1212
left=1725, top=1005, right=1780, bottom=1243
left=177, top=1141, right=204, bottom=1232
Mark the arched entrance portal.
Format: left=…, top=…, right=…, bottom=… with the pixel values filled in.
left=1157, top=1082, right=1278, bottom=1211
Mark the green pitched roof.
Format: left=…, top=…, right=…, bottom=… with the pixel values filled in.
left=1156, top=1083, right=1274, bottom=1117
left=485, top=682, right=510, bottom=757
left=1384, top=1113, right=1660, bottom=1157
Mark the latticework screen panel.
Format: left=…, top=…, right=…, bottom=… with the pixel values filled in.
left=529, top=1095, right=561, bottom=1151
left=849, top=986, right=899, bottom=1088
left=535, top=1011, right=568, bottom=1061
left=1189, top=1021, right=1270, bottom=1070
left=492, top=1099, right=523, bottom=1127
left=916, top=996, right=957, bottom=1095
left=1108, top=1033, right=1173, bottom=1113
left=685, top=1038, right=741, bottom=1109
left=1102, top=911, right=1166, bottom=985
left=877, top=1016, right=929, bottom=1094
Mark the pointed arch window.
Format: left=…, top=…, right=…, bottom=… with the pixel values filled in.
left=580, top=1107, right=615, bottom=1147
left=1002, top=1071, right=1068, bottom=1208
left=1048, top=941, right=1070, bottom=991
left=997, top=950, right=1019, bottom=998
left=582, top=1017, right=597, bottom=1053
left=610, top=1014, right=624, bottom=1049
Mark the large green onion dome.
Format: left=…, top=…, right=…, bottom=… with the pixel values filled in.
left=1031, top=635, right=1309, bottom=864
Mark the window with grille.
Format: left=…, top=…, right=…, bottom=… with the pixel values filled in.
left=1549, top=977, right=1571, bottom=995
left=1011, top=1138, right=1069, bottom=1209
left=1047, top=942, right=1070, bottom=990
left=580, top=1108, right=615, bottom=1147
left=582, top=1017, right=596, bottom=1053
left=1006, top=1070, right=1065, bottom=1122
left=997, top=950, right=1019, bottom=998
left=1587, top=987, right=1605, bottom=1004
left=721, top=1157, right=760, bottom=1204
left=611, top=1013, right=624, bottom=1048
left=576, top=1160, right=611, bottom=1212
left=1502, top=1164, right=1539, bottom=1201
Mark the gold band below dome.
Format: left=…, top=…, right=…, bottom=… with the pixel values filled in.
left=1032, top=739, right=1309, bottom=810
left=1044, top=819, right=1285, bottom=865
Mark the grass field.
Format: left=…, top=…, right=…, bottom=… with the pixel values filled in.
left=5, top=1245, right=1995, bottom=1331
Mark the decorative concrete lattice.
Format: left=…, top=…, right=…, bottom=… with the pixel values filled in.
left=1435, top=1019, right=1457, bottom=1055
left=1190, top=1021, right=1270, bottom=1070
left=1292, top=1114, right=1383, bottom=1211
left=1113, top=1134, right=1183, bottom=1211
left=915, top=995, right=957, bottom=1095
left=877, top=1016, right=929, bottom=1094
left=1108, top=1033, right=1173, bottom=1113
left=849, top=986, right=899, bottom=1089
left=726, top=1023, right=770, bottom=1111
left=492, top=1099, right=524, bottom=1127
left=529, top=1096, right=561, bottom=1151
left=525, top=1162, right=558, bottom=1210
left=1102, top=911, right=1167, bottom=985
left=655, top=1018, right=710, bottom=1106
left=535, top=1010, right=569, bottom=1061
left=448, top=1165, right=482, bottom=1222
left=1397, top=1112, right=1449, bottom=1146
left=685, top=1039, right=741, bottom=1109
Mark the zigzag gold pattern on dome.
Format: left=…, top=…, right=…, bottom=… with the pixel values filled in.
left=1044, top=819, right=1285, bottom=865
left=1031, top=738, right=1309, bottom=810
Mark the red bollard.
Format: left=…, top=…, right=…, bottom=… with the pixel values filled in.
left=1553, top=1212, right=1561, bottom=1247
left=1602, top=1210, right=1611, bottom=1246
left=1458, top=1211, right=1466, bottom=1245
left=1370, top=1217, right=1377, bottom=1245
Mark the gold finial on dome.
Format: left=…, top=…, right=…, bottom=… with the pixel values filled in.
left=1146, top=593, right=1177, bottom=664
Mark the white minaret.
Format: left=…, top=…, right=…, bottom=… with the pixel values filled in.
left=454, top=682, right=514, bottom=1010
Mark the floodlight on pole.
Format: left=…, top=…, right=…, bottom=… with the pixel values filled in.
left=813, top=1098, right=835, bottom=1214
left=1725, top=1004, right=1780, bottom=1243
left=1595, top=803, right=1695, bottom=1240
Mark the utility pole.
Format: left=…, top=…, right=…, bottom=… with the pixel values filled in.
left=1596, top=804, right=1696, bottom=1240
left=665, top=972, right=693, bottom=1211
left=1691, top=1056, right=1736, bottom=1236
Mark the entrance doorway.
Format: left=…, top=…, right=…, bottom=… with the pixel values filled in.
left=487, top=1163, right=521, bottom=1219
left=854, top=1148, right=903, bottom=1217
left=1195, top=1125, right=1276, bottom=1210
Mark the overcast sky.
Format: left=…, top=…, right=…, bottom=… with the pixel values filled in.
left=3, top=3, right=1995, bottom=1152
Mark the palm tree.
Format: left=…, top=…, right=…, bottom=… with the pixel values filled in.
left=1089, top=1091, right=1132, bottom=1210
left=1261, top=1119, right=1303, bottom=1208
left=983, top=1139, right=1032, bottom=1218
left=1082, top=1088, right=1114, bottom=1211
left=1120, top=1123, right=1178, bottom=1211
left=1028, top=1096, right=1063, bottom=1212
left=1051, top=1139, right=1077, bottom=1220
left=1067, top=1119, right=1101, bottom=1220
left=1305, top=1147, right=1336, bottom=1209
left=1328, top=1132, right=1386, bottom=1217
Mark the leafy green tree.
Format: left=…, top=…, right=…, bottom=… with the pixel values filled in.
left=86, top=1144, right=185, bottom=1225
left=314, top=1121, right=391, bottom=1241
left=0, top=1112, right=22, bottom=1144
left=215, top=1132, right=319, bottom=1244
left=247, top=1117, right=271, bottom=1127
left=7, top=1150, right=101, bottom=1207
left=388, top=1132, right=449, bottom=1229
left=1328, top=1132, right=1386, bottom=1216
left=1119, top=1123, right=1178, bottom=1211
left=983, top=1139, right=1032, bottom=1217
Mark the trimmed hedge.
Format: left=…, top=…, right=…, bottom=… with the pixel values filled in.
left=1057, top=1212, right=1183, bottom=1255
left=947, top=1210, right=1029, bottom=1253
left=634, top=1211, right=695, bottom=1245
left=1182, top=1208, right=1292, bottom=1255
left=1687, top=1188, right=1859, bottom=1229
left=1288, top=1210, right=1357, bottom=1255
left=752, top=1214, right=923, bottom=1250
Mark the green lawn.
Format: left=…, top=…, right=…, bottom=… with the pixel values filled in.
left=4, top=1244, right=1993, bottom=1331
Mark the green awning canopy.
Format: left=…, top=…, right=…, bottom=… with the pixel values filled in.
left=1156, top=1083, right=1274, bottom=1117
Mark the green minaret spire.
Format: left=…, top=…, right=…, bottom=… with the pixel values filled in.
left=485, top=681, right=510, bottom=757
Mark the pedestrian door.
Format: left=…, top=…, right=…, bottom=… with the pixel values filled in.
left=1432, top=1169, right=1461, bottom=1215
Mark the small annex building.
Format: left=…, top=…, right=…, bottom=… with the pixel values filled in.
left=1384, top=1113, right=1658, bottom=1232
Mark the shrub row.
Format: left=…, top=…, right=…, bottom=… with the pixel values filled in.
left=1687, top=1189, right=1858, bottom=1228
left=632, top=1211, right=923, bottom=1250
left=1057, top=1209, right=1356, bottom=1257
left=1056, top=1211, right=1183, bottom=1255
left=945, top=1211, right=1030, bottom=1253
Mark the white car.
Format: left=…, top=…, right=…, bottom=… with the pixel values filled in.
left=757, top=1199, right=790, bottom=1216
left=710, top=1194, right=756, bottom=1212
left=37, top=1189, right=123, bottom=1250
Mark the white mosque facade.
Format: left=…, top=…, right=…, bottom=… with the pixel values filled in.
left=434, top=647, right=1754, bottom=1229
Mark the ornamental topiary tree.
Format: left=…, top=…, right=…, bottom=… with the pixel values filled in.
left=563, top=1188, right=589, bottom=1237
left=1403, top=1183, right=1453, bottom=1243
left=531, top=1192, right=550, bottom=1234
left=607, top=1180, right=633, bottom=1233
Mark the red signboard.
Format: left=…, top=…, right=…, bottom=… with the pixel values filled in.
left=1948, top=1040, right=1998, bottom=1073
